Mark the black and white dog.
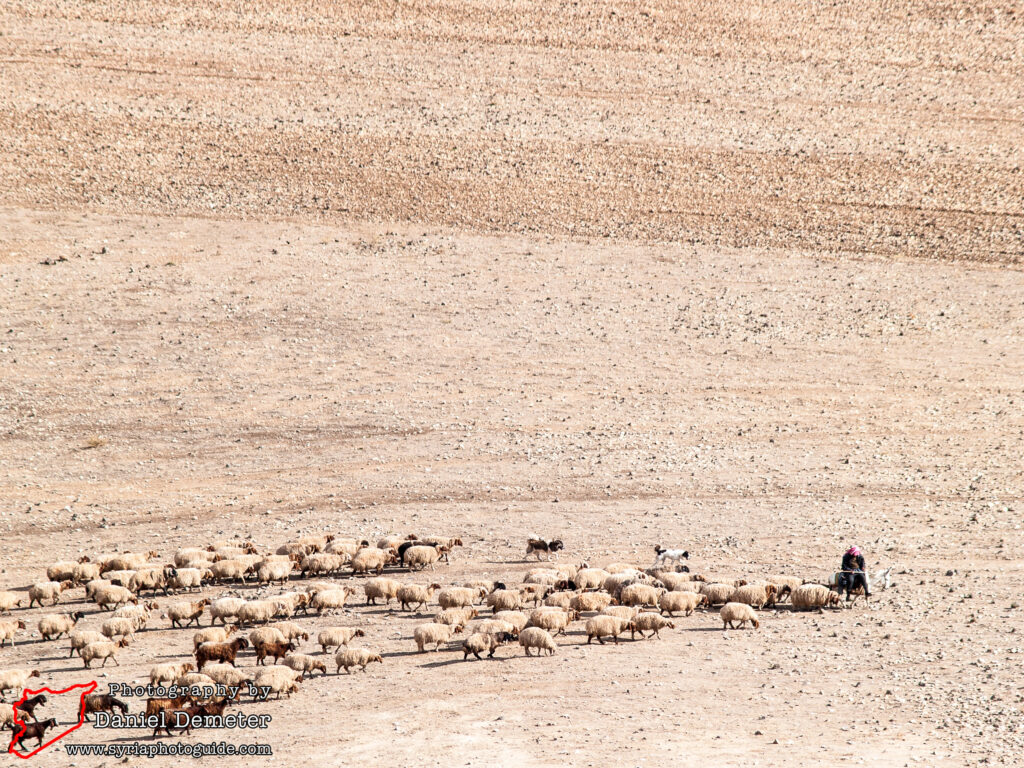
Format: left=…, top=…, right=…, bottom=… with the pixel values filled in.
left=653, top=545, right=689, bottom=569
left=526, top=537, right=564, bottom=561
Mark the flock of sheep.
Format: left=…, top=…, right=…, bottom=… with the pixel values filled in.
left=0, top=533, right=849, bottom=741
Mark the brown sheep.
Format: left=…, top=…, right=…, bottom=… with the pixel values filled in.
left=255, top=640, right=296, bottom=666
left=195, top=637, right=249, bottom=670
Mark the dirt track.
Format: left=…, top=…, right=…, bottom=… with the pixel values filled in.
left=1, top=1, right=1023, bottom=766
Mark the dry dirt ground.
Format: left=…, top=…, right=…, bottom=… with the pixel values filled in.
left=1, top=1, right=1023, bottom=766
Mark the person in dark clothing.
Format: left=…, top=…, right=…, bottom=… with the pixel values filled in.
left=839, top=545, right=870, bottom=600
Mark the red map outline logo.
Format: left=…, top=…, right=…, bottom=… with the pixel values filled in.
left=8, top=681, right=98, bottom=759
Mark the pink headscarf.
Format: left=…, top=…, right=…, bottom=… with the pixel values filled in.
left=846, top=546, right=861, bottom=556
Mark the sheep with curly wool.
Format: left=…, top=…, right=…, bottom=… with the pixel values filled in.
left=317, top=627, right=365, bottom=653
left=413, top=622, right=459, bottom=652
left=29, top=581, right=74, bottom=608
left=569, top=592, right=614, bottom=614
left=438, top=587, right=485, bottom=609
left=397, top=583, right=441, bottom=611
left=38, top=611, right=85, bottom=641
left=790, top=584, right=841, bottom=611
left=720, top=602, right=760, bottom=629
left=310, top=588, right=356, bottom=615
left=585, top=615, right=634, bottom=645
left=659, top=591, right=708, bottom=617
left=0, top=619, right=26, bottom=648
left=526, top=608, right=575, bottom=636
left=462, top=631, right=515, bottom=660
left=632, top=612, right=675, bottom=639
left=335, top=647, right=383, bottom=674
left=150, top=662, right=196, bottom=685
left=518, top=626, right=557, bottom=656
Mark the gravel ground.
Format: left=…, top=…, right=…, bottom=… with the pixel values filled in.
left=0, top=0, right=1022, bottom=766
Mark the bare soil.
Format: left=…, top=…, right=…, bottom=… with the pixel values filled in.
left=0, top=1, right=1022, bottom=766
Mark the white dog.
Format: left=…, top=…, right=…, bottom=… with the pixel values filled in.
left=653, top=546, right=689, bottom=569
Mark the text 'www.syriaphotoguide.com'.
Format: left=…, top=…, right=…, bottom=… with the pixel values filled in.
left=64, top=741, right=272, bottom=758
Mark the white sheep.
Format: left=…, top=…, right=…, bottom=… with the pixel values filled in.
left=542, top=591, right=575, bottom=610
left=764, top=576, right=804, bottom=602
left=38, top=611, right=84, bottom=641
left=165, top=599, right=208, bottom=628
left=113, top=602, right=154, bottom=628
left=269, top=621, right=309, bottom=642
left=169, top=568, right=209, bottom=592
left=698, top=583, right=735, bottom=606
left=0, top=620, right=26, bottom=648
left=129, top=567, right=176, bottom=595
left=236, top=600, right=281, bottom=626
left=282, top=654, right=328, bottom=676
left=364, top=577, right=402, bottom=606
left=209, top=597, right=247, bottom=625
left=413, top=622, right=459, bottom=652
left=29, top=580, right=73, bottom=608
left=396, top=583, right=440, bottom=611
left=486, top=589, right=523, bottom=613
left=81, top=639, right=129, bottom=668
left=210, top=559, right=252, bottom=584
left=466, top=619, right=518, bottom=637
left=519, top=583, right=551, bottom=607
left=310, top=588, right=356, bottom=615
left=518, top=626, right=557, bottom=656
left=603, top=562, right=639, bottom=574
left=656, top=572, right=705, bottom=592
left=659, top=591, right=708, bottom=617
left=248, top=626, right=288, bottom=647
left=93, top=584, right=137, bottom=611
left=727, top=583, right=780, bottom=609
left=101, top=617, right=138, bottom=642
left=462, top=632, right=513, bottom=660
left=619, top=584, right=664, bottom=608
left=491, top=610, right=530, bottom=632
left=585, top=615, right=633, bottom=644
left=574, top=568, right=610, bottom=590
left=193, top=625, right=237, bottom=649
left=463, top=580, right=501, bottom=600
left=599, top=605, right=639, bottom=621
left=523, top=568, right=562, bottom=586
left=720, top=602, right=760, bottom=629
left=84, top=579, right=112, bottom=599
left=790, top=584, right=841, bottom=611
left=72, top=561, right=102, bottom=584
left=325, top=538, right=367, bottom=557
left=569, top=592, right=614, bottom=614
left=174, top=548, right=215, bottom=568
left=526, top=608, right=575, bottom=636
left=433, top=607, right=478, bottom=629
left=402, top=545, right=444, bottom=571
left=268, top=592, right=309, bottom=617
left=150, top=662, right=196, bottom=685
left=438, top=586, right=484, bottom=609
left=299, top=553, right=347, bottom=578
left=202, top=663, right=252, bottom=688
left=335, top=647, right=383, bottom=674
left=0, top=669, right=41, bottom=700
left=632, top=612, right=675, bottom=639
left=0, top=591, right=24, bottom=613
left=177, top=672, right=217, bottom=691
left=100, top=552, right=156, bottom=573
left=257, top=559, right=295, bottom=585
left=351, top=548, right=396, bottom=575
left=317, top=627, right=365, bottom=652
left=254, top=666, right=304, bottom=699
left=68, top=630, right=105, bottom=658
left=102, top=569, right=137, bottom=588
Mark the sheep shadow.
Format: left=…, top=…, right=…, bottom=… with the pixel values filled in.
left=419, top=655, right=509, bottom=669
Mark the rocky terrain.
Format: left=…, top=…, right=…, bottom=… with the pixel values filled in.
left=0, top=0, right=1022, bottom=765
